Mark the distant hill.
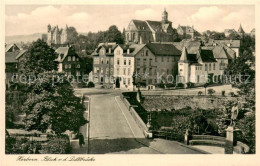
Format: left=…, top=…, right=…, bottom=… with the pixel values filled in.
left=5, top=33, right=44, bottom=44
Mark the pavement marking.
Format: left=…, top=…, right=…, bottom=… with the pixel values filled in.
left=114, top=96, right=137, bottom=138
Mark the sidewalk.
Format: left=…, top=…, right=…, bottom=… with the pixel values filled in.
left=115, top=96, right=203, bottom=154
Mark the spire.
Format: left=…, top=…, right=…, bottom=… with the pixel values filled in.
left=179, top=47, right=189, bottom=62
left=238, top=23, right=245, bottom=33
left=162, top=8, right=168, bottom=23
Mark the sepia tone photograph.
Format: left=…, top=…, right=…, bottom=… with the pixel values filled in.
left=2, top=1, right=258, bottom=162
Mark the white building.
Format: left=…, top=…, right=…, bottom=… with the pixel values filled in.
left=178, top=45, right=235, bottom=84
left=113, top=44, right=135, bottom=91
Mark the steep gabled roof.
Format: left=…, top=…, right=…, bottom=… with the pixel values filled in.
left=5, top=51, right=20, bottom=63
left=179, top=47, right=197, bottom=63
left=55, top=47, right=69, bottom=62
left=131, top=20, right=150, bottom=31
left=5, top=43, right=20, bottom=52
left=199, top=49, right=217, bottom=62
left=146, top=43, right=181, bottom=56
left=146, top=20, right=163, bottom=32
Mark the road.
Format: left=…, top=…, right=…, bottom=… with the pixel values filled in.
left=73, top=88, right=202, bottom=154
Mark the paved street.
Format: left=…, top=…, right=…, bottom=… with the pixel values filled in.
left=73, top=88, right=202, bottom=154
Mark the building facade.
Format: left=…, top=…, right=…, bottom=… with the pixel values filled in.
left=134, top=43, right=181, bottom=86
left=92, top=43, right=117, bottom=87
left=55, top=46, right=86, bottom=79
left=178, top=45, right=235, bottom=84
left=125, top=9, right=177, bottom=44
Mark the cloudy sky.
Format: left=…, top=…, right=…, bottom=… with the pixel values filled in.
left=5, top=5, right=255, bottom=36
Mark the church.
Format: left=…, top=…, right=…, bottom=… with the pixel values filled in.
left=125, top=9, right=177, bottom=44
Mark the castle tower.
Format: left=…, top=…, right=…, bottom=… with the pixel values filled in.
left=162, top=8, right=168, bottom=23
left=178, top=47, right=190, bottom=83
left=61, top=24, right=68, bottom=44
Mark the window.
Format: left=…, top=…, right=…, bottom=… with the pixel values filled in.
left=15, top=64, right=18, bottom=69
left=107, top=59, right=109, bottom=64
left=101, top=58, right=104, bottom=64
left=143, top=58, right=146, bottom=66
left=146, top=50, right=149, bottom=56
left=213, top=63, right=215, bottom=70
left=128, top=59, right=131, bottom=65
left=128, top=78, right=131, bottom=85
left=123, top=78, right=126, bottom=84
left=123, top=68, right=126, bottom=75
left=106, top=68, right=109, bottom=74
left=72, top=56, right=75, bottom=61
left=149, top=68, right=152, bottom=75
left=137, top=68, right=140, bottom=74
left=101, top=68, right=103, bottom=73
left=117, top=58, right=120, bottom=65
left=68, top=64, right=71, bottom=69
left=154, top=69, right=157, bottom=75
left=209, top=64, right=211, bottom=71
left=136, top=58, right=140, bottom=66
left=76, top=64, right=80, bottom=68
left=205, top=64, right=208, bottom=71
left=180, top=69, right=183, bottom=72
left=149, top=59, right=152, bottom=66
left=128, top=68, right=130, bottom=76
left=133, top=33, right=135, bottom=41
left=124, top=59, right=126, bottom=65
left=155, top=57, right=157, bottom=62
left=68, top=56, right=71, bottom=61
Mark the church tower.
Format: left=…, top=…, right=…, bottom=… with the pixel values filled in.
left=162, top=8, right=168, bottom=23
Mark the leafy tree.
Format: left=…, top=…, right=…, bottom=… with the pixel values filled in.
left=226, top=32, right=241, bottom=40
left=105, top=25, right=124, bottom=44
left=66, top=26, right=79, bottom=44
left=22, top=72, right=87, bottom=134
left=19, top=39, right=58, bottom=76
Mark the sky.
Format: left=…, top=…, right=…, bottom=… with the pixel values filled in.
left=5, top=5, right=255, bottom=36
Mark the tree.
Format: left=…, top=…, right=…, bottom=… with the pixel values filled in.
left=23, top=72, right=87, bottom=134
left=66, top=26, right=79, bottom=44
left=19, top=39, right=58, bottom=76
left=105, top=25, right=124, bottom=44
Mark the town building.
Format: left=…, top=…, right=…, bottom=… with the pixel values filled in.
left=47, top=24, right=69, bottom=45
left=55, top=46, right=86, bottom=79
left=5, top=44, right=26, bottom=89
left=207, top=39, right=240, bottom=57
left=224, top=29, right=237, bottom=37
left=125, top=9, right=177, bottom=44
left=113, top=44, right=144, bottom=90
left=178, top=44, right=235, bottom=84
left=176, top=25, right=200, bottom=39
left=134, top=43, right=181, bottom=86
left=92, top=43, right=117, bottom=88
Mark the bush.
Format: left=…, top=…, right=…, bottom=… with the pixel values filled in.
left=229, top=92, right=235, bottom=97
left=186, top=82, right=195, bottom=88
left=222, top=90, right=225, bottom=96
left=5, top=136, right=41, bottom=154
left=87, top=81, right=95, bottom=88
left=208, top=89, right=216, bottom=96
left=41, top=135, right=71, bottom=154
left=198, top=91, right=203, bottom=96
left=176, top=83, right=184, bottom=88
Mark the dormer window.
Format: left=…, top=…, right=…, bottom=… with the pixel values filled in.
left=72, top=56, right=75, bottom=61
left=68, top=56, right=71, bottom=61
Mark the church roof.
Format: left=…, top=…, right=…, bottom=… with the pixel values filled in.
left=131, top=20, right=150, bottom=31
left=146, top=20, right=163, bottom=32
left=146, top=43, right=181, bottom=56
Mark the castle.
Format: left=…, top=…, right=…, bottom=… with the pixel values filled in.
left=125, top=9, right=177, bottom=44
left=46, top=24, right=69, bottom=45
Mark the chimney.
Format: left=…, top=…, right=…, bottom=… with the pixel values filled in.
left=127, top=49, right=130, bottom=54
